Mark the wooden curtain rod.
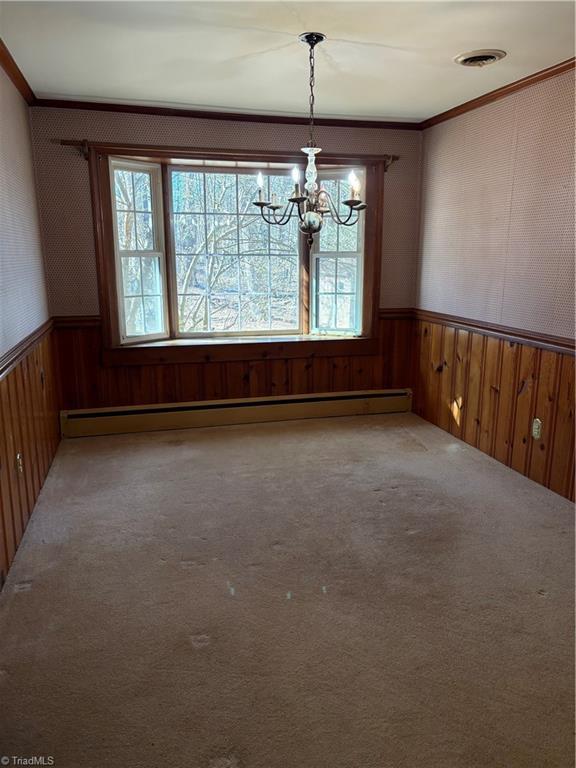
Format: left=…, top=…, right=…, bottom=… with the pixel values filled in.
left=58, top=140, right=400, bottom=169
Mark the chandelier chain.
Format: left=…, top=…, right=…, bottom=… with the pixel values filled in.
left=308, top=42, right=315, bottom=147
left=253, top=32, right=369, bottom=246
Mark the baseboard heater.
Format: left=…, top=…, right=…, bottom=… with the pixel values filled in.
left=60, top=389, right=412, bottom=438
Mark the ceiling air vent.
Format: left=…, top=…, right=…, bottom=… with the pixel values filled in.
left=454, top=49, right=507, bottom=67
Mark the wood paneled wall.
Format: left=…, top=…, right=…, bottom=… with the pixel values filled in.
left=413, top=319, right=575, bottom=500
left=2, top=312, right=572, bottom=591
left=53, top=315, right=575, bottom=500
left=53, top=315, right=413, bottom=410
left=0, top=331, right=60, bottom=586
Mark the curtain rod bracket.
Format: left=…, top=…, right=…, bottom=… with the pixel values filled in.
left=59, top=139, right=89, bottom=159
left=383, top=155, right=399, bottom=172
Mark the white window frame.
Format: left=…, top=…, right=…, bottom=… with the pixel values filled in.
left=107, top=156, right=367, bottom=345
left=168, top=164, right=303, bottom=340
left=109, top=158, right=170, bottom=344
left=310, top=167, right=366, bottom=337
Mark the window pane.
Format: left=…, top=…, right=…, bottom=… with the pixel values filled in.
left=239, top=215, right=268, bottom=254
left=174, top=214, right=205, bottom=254
left=338, top=221, right=358, bottom=252
left=124, top=297, right=144, bottom=336
left=318, top=295, right=336, bottom=329
left=241, top=295, right=269, bottom=330
left=209, top=295, right=239, bottom=331
left=269, top=174, right=294, bottom=202
left=179, top=294, right=207, bottom=332
left=321, top=179, right=338, bottom=200
left=238, top=174, right=259, bottom=212
left=206, top=173, right=236, bottom=213
left=240, top=254, right=269, bottom=293
left=172, top=171, right=204, bottom=213
left=177, top=253, right=207, bottom=293
left=318, top=257, right=336, bottom=293
left=114, top=170, right=134, bottom=210
left=319, top=216, right=338, bottom=252
left=121, top=257, right=141, bottom=296
left=207, top=214, right=237, bottom=254
left=337, top=258, right=357, bottom=294
left=270, top=253, right=298, bottom=291
left=133, top=172, right=152, bottom=211
left=117, top=211, right=136, bottom=250
left=136, top=213, right=153, bottom=250
left=141, top=256, right=162, bottom=295
left=143, top=296, right=163, bottom=334
left=336, top=294, right=355, bottom=330
left=210, top=255, right=239, bottom=293
left=271, top=294, right=298, bottom=329
left=269, top=217, right=298, bottom=255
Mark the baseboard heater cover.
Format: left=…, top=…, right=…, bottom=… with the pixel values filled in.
left=60, top=389, right=412, bottom=438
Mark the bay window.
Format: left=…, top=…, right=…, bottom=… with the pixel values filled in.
left=89, top=144, right=385, bottom=359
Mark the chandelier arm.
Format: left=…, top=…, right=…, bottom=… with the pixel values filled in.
left=272, top=203, right=296, bottom=225
left=321, top=190, right=357, bottom=226
left=258, top=203, right=295, bottom=226
left=330, top=210, right=357, bottom=226
left=257, top=209, right=274, bottom=225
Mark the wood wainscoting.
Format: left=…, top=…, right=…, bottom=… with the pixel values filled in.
left=412, top=314, right=575, bottom=501
left=52, top=314, right=413, bottom=410
left=0, top=326, right=60, bottom=586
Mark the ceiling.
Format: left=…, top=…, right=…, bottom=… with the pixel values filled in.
left=1, top=1, right=574, bottom=121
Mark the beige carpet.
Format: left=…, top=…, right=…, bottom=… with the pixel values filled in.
left=0, top=413, right=573, bottom=768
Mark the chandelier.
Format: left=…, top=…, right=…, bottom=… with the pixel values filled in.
left=253, top=32, right=366, bottom=246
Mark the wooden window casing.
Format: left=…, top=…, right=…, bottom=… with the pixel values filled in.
left=88, top=143, right=386, bottom=364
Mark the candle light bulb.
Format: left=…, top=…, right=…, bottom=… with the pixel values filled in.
left=348, top=170, right=361, bottom=193
left=291, top=166, right=301, bottom=198
left=255, top=171, right=265, bottom=203
left=348, top=170, right=361, bottom=201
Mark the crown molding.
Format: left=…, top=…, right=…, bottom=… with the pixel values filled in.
left=1, top=37, right=574, bottom=132
left=420, top=57, right=575, bottom=129
left=34, top=98, right=422, bottom=131
left=0, top=37, right=34, bottom=105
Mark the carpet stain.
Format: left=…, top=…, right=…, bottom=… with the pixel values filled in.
left=190, top=634, right=211, bottom=649
left=209, top=757, right=239, bottom=768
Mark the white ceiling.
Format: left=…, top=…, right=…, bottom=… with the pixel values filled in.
left=1, top=1, right=574, bottom=121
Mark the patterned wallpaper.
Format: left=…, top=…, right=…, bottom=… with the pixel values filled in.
left=29, top=109, right=422, bottom=315
left=0, top=68, right=48, bottom=357
left=418, top=70, right=575, bottom=339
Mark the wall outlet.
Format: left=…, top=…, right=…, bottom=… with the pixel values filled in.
left=15, top=452, right=24, bottom=474
left=532, top=418, right=543, bottom=440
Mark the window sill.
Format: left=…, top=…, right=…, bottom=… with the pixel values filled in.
left=102, top=334, right=378, bottom=366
